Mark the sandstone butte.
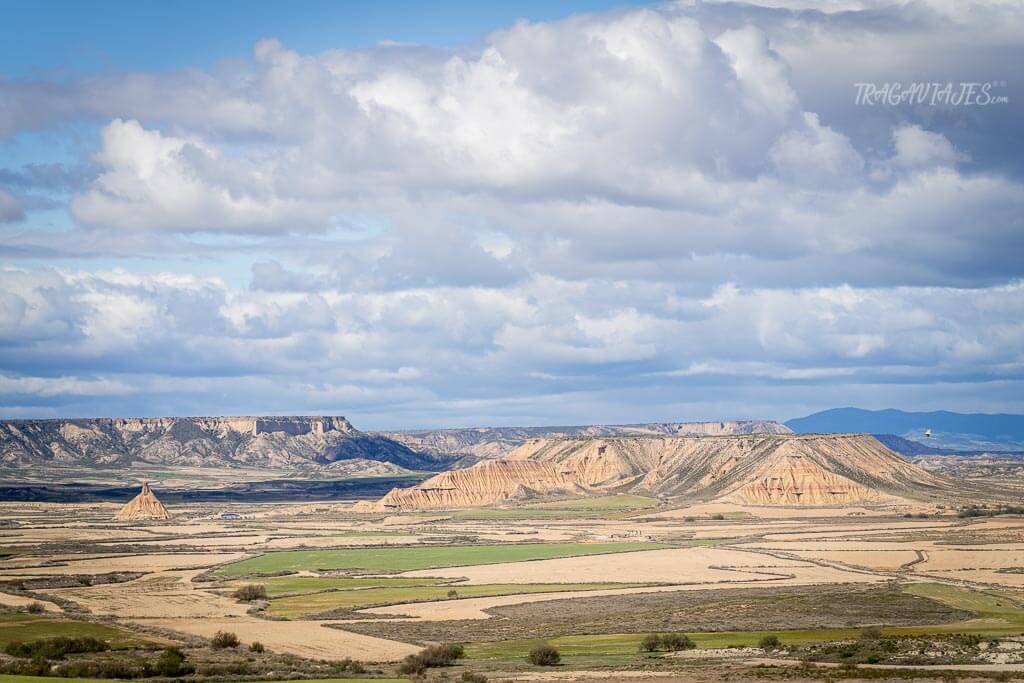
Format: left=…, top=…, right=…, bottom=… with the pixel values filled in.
left=355, top=433, right=956, bottom=511
left=114, top=482, right=172, bottom=521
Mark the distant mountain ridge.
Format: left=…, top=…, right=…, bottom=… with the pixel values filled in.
left=787, top=408, right=1024, bottom=452
left=379, top=420, right=791, bottom=461
left=0, top=416, right=444, bottom=471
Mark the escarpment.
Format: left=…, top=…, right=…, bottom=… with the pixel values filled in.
left=0, top=416, right=444, bottom=471
left=356, top=433, right=956, bottom=510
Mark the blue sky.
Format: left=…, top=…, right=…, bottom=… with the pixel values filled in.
left=0, top=0, right=1022, bottom=428
left=1, top=0, right=652, bottom=74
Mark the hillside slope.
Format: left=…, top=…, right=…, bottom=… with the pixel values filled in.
left=380, top=420, right=791, bottom=461
left=358, top=433, right=955, bottom=510
left=0, top=416, right=443, bottom=471
left=354, top=459, right=585, bottom=511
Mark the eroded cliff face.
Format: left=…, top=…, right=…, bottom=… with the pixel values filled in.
left=0, top=416, right=441, bottom=471
left=353, top=460, right=585, bottom=511
left=513, top=433, right=952, bottom=504
left=380, top=420, right=792, bottom=460
left=358, top=433, right=955, bottom=510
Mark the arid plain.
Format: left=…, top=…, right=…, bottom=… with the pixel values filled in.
left=1, top=417, right=1023, bottom=682
left=2, top=489, right=1024, bottom=681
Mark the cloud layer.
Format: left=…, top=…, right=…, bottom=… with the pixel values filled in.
left=0, top=0, right=1022, bottom=425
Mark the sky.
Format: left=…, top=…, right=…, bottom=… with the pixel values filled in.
left=0, top=0, right=1022, bottom=429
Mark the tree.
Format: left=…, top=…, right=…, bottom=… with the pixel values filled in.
left=232, top=584, right=267, bottom=602
left=661, top=633, right=696, bottom=651
left=759, top=635, right=781, bottom=650
left=398, top=642, right=465, bottom=674
left=154, top=647, right=192, bottom=677
left=860, top=626, right=883, bottom=640
left=640, top=634, right=662, bottom=652
left=528, top=644, right=561, bottom=666
left=211, top=631, right=239, bottom=649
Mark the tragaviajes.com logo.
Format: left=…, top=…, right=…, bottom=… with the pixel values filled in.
left=854, top=81, right=1009, bottom=106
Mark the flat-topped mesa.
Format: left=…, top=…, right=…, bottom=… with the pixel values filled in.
left=0, top=415, right=437, bottom=470
left=6, top=415, right=354, bottom=437
left=356, top=432, right=956, bottom=510
left=251, top=416, right=353, bottom=436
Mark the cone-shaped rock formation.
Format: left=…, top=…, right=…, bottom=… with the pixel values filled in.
left=114, top=482, right=171, bottom=521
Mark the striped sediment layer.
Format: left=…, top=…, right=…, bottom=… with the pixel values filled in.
left=358, top=433, right=955, bottom=510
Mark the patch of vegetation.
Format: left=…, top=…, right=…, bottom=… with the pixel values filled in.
left=214, top=541, right=674, bottom=576
left=232, top=583, right=267, bottom=602
left=268, top=581, right=645, bottom=618
left=0, top=614, right=150, bottom=649
left=398, top=642, right=465, bottom=675
left=210, top=630, right=239, bottom=649
left=153, top=647, right=193, bottom=677
left=528, top=495, right=660, bottom=511
left=759, top=634, right=781, bottom=650
left=4, top=637, right=109, bottom=660
left=790, top=632, right=1009, bottom=667
left=899, top=583, right=1024, bottom=635
left=245, top=574, right=447, bottom=597
left=958, top=504, right=1024, bottom=518
left=528, top=644, right=561, bottom=666
left=459, top=584, right=1024, bottom=663
left=752, top=665, right=1024, bottom=681
left=639, top=633, right=696, bottom=652
left=347, top=583, right=967, bottom=645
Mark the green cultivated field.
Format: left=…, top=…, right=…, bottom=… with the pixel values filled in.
left=466, top=629, right=874, bottom=659
left=0, top=614, right=153, bottom=648
left=268, top=582, right=643, bottom=618
left=214, top=541, right=674, bottom=576
left=894, top=583, right=1024, bottom=635
left=451, top=495, right=660, bottom=520
left=242, top=575, right=448, bottom=597
left=465, top=583, right=1024, bottom=660
left=529, top=494, right=660, bottom=510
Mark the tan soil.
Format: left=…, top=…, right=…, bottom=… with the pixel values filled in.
left=0, top=552, right=247, bottom=575
left=54, top=570, right=247, bottom=619
left=0, top=592, right=61, bottom=611
left=400, top=546, right=882, bottom=586
left=137, top=616, right=418, bottom=661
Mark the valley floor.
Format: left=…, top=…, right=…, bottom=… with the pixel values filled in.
left=0, top=494, right=1023, bottom=681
